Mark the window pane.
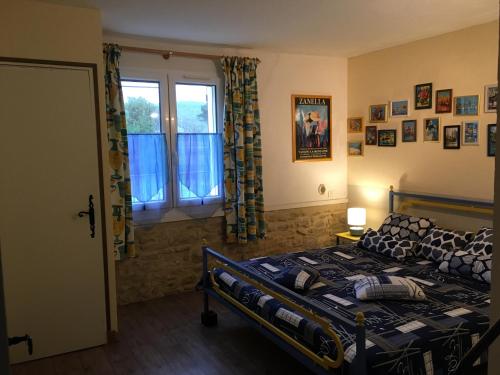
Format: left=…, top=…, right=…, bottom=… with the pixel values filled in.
left=177, top=134, right=222, bottom=201
left=122, top=80, right=161, bottom=134
left=176, top=84, right=216, bottom=133
left=128, top=134, right=168, bottom=204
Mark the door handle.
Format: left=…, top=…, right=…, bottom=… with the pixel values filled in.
left=78, top=195, right=95, bottom=238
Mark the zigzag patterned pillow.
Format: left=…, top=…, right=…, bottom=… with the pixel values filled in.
left=464, top=227, right=493, bottom=256
left=415, top=228, right=475, bottom=263
left=358, top=229, right=416, bottom=261
left=472, top=255, right=491, bottom=284
left=354, top=275, right=426, bottom=301
left=378, top=213, right=434, bottom=242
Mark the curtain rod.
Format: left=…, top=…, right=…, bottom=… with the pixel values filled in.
left=120, top=45, right=260, bottom=63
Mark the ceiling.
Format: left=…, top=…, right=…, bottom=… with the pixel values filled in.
left=46, top=0, right=498, bottom=57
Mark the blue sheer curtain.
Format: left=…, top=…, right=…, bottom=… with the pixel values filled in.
left=128, top=134, right=167, bottom=204
left=177, top=133, right=223, bottom=202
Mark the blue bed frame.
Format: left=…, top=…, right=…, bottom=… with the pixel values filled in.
left=201, top=188, right=493, bottom=374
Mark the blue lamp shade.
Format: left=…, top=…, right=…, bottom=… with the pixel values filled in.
left=347, top=207, right=366, bottom=236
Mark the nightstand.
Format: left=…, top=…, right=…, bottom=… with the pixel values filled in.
left=335, top=231, right=362, bottom=245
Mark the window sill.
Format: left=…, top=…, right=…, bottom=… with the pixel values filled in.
left=132, top=205, right=224, bottom=226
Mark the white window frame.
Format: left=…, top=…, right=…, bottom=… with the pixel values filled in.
left=121, top=68, right=224, bottom=222
left=121, top=69, right=173, bottom=213
left=168, top=72, right=224, bottom=209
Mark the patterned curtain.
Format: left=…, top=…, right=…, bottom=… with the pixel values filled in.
left=221, top=57, right=265, bottom=243
left=103, top=44, right=136, bottom=260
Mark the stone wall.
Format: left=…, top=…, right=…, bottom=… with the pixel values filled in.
left=117, top=203, right=347, bottom=305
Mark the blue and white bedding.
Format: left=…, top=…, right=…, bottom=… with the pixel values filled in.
left=212, top=243, right=490, bottom=375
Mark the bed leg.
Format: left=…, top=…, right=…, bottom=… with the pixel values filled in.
left=201, top=245, right=218, bottom=327
left=353, top=312, right=367, bottom=375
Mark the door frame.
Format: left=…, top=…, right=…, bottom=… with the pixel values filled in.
left=0, top=56, right=111, bottom=333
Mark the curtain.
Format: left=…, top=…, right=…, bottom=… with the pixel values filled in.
left=221, top=57, right=265, bottom=243
left=128, top=134, right=167, bottom=203
left=103, top=43, right=136, bottom=260
left=177, top=133, right=223, bottom=201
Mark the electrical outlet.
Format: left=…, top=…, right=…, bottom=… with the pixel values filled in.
left=328, top=190, right=335, bottom=199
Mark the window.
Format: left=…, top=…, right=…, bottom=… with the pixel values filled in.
left=122, top=74, right=223, bottom=218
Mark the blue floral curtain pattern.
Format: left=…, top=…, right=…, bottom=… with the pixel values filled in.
left=221, top=57, right=265, bottom=243
left=103, top=43, right=135, bottom=260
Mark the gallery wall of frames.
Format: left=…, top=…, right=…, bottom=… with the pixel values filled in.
left=347, top=83, right=497, bottom=157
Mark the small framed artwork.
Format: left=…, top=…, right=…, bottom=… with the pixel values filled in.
left=488, top=124, right=496, bottom=157
left=402, top=120, right=417, bottom=142
left=348, top=141, right=363, bottom=156
left=365, top=125, right=377, bottom=145
left=443, top=125, right=460, bottom=149
left=484, top=84, right=498, bottom=113
left=423, top=117, right=440, bottom=142
left=462, top=121, right=479, bottom=146
left=454, top=95, right=479, bottom=116
left=291, top=95, right=332, bottom=162
left=435, top=89, right=453, bottom=113
left=378, top=129, right=397, bottom=147
left=390, top=99, right=409, bottom=117
left=415, top=83, right=432, bottom=110
left=369, top=104, right=388, bottom=123
left=348, top=117, right=363, bottom=133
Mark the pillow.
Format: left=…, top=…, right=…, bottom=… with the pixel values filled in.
left=472, top=255, right=491, bottom=284
left=378, top=213, right=434, bottom=242
left=358, top=229, right=416, bottom=261
left=438, top=250, right=480, bottom=280
left=274, top=266, right=319, bottom=292
left=464, top=227, right=493, bottom=256
left=415, top=228, right=475, bottom=262
left=354, top=275, right=426, bottom=301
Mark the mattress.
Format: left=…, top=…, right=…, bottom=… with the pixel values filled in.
left=212, top=244, right=490, bottom=375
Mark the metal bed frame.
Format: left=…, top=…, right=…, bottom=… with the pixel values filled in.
left=201, top=187, right=494, bottom=374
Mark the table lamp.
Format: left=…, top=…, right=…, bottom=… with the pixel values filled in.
left=347, top=207, right=366, bottom=236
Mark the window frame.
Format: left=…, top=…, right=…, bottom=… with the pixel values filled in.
left=168, top=72, right=224, bottom=208
left=120, top=68, right=224, bottom=221
left=121, top=69, right=173, bottom=213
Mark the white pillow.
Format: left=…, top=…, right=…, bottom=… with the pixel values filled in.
left=354, top=276, right=426, bottom=301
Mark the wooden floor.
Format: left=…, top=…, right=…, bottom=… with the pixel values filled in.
left=11, top=291, right=312, bottom=375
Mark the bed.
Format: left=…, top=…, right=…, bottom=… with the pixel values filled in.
left=200, top=189, right=494, bottom=375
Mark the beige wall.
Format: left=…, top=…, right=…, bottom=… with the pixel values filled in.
left=0, top=0, right=118, bottom=331
left=348, top=21, right=498, bottom=230
left=106, top=34, right=349, bottom=212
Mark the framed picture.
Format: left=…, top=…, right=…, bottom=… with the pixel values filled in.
left=378, top=129, right=396, bottom=147
left=390, top=99, right=409, bottom=117
left=365, top=125, right=377, bottom=145
left=291, top=95, right=332, bottom=162
left=462, top=121, right=479, bottom=146
left=415, top=83, right=432, bottom=110
left=488, top=124, right=496, bottom=157
left=454, top=95, right=479, bottom=116
left=348, top=141, right=363, bottom=156
left=348, top=117, right=363, bottom=133
left=443, top=125, right=460, bottom=149
left=484, top=84, right=498, bottom=113
left=402, top=120, right=417, bottom=142
left=435, top=89, right=453, bottom=113
left=369, top=104, right=388, bottom=123
left=423, top=117, right=440, bottom=142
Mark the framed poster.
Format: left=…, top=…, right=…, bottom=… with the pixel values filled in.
left=390, top=99, right=409, bottom=117
left=454, top=95, right=479, bottom=116
left=484, top=84, right=498, bottom=113
left=415, top=83, right=433, bottom=110
left=488, top=124, right=496, bottom=157
left=435, top=89, right=453, bottom=113
left=369, top=104, right=388, bottom=122
left=402, top=120, right=417, bottom=142
left=462, top=121, right=479, bottom=146
left=365, top=125, right=377, bottom=145
left=378, top=129, right=397, bottom=147
left=292, top=95, right=332, bottom=162
left=348, top=117, right=363, bottom=133
left=443, top=125, right=460, bottom=149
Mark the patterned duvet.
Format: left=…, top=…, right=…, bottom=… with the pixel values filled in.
left=213, top=244, right=490, bottom=375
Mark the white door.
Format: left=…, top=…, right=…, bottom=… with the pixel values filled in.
left=0, top=62, right=107, bottom=363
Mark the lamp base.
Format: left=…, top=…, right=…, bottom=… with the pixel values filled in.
left=349, top=227, right=364, bottom=237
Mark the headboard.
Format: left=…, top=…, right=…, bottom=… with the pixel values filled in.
left=388, top=186, right=494, bottom=216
